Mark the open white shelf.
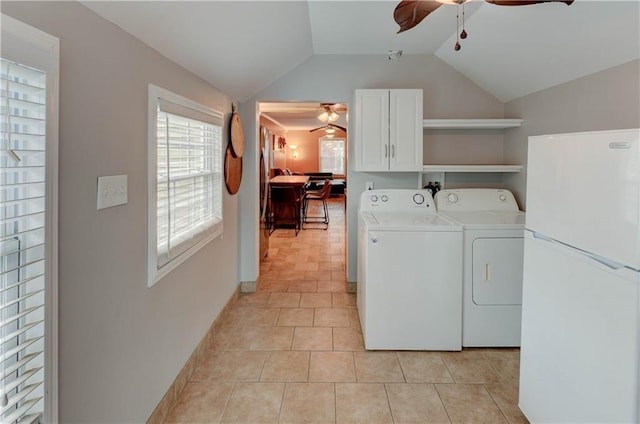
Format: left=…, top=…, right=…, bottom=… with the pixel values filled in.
left=422, top=164, right=523, bottom=173
left=420, top=118, right=523, bottom=181
left=423, top=119, right=523, bottom=129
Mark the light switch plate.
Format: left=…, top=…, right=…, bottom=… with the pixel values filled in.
left=97, top=175, right=128, bottom=210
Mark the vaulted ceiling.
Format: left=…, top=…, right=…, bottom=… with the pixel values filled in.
left=84, top=1, right=639, bottom=103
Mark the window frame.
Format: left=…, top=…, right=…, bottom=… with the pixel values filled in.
left=1, top=14, right=60, bottom=423
left=318, top=136, right=346, bottom=175
left=147, top=84, right=224, bottom=287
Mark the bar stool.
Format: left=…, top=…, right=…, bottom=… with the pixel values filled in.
left=302, top=179, right=331, bottom=230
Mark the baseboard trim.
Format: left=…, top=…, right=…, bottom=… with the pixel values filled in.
left=347, top=281, right=357, bottom=293
left=146, top=286, right=240, bottom=424
left=240, top=280, right=257, bottom=293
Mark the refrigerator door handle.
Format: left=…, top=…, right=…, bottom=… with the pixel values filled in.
left=532, top=231, right=626, bottom=271
left=531, top=231, right=554, bottom=243
left=584, top=252, right=626, bottom=270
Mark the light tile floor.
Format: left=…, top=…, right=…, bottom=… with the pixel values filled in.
left=164, top=196, right=528, bottom=424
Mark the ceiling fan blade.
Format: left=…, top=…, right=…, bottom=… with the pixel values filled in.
left=485, top=0, right=574, bottom=6
left=309, top=124, right=347, bottom=133
left=394, top=0, right=442, bottom=34
left=309, top=125, right=327, bottom=132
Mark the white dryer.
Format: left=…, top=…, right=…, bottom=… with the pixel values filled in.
left=358, top=189, right=462, bottom=350
left=435, top=188, right=525, bottom=347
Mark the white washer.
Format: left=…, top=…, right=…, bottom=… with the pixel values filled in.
left=358, top=189, right=462, bottom=350
left=435, top=188, right=525, bottom=347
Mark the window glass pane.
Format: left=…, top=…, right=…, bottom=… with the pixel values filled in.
left=319, top=138, right=345, bottom=174
left=154, top=101, right=223, bottom=271
left=1, top=58, right=47, bottom=424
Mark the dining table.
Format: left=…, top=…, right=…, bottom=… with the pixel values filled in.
left=269, top=175, right=310, bottom=189
left=268, top=175, right=310, bottom=234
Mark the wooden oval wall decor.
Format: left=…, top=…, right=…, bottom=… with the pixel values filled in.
left=229, top=112, right=245, bottom=157
left=224, top=144, right=242, bottom=194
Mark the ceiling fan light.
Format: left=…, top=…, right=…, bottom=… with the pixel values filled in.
left=325, top=133, right=335, bottom=138
left=437, top=0, right=467, bottom=4
left=325, top=127, right=336, bottom=134
left=318, top=109, right=339, bottom=123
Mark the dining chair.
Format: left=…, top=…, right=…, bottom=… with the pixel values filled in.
left=302, top=179, right=332, bottom=230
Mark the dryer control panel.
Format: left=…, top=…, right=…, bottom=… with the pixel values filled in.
left=435, top=189, right=520, bottom=211
left=359, top=189, right=435, bottom=212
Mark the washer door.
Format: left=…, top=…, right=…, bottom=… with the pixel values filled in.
left=472, top=237, right=524, bottom=306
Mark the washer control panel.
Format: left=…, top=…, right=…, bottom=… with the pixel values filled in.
left=359, top=189, right=435, bottom=212
left=435, top=188, right=520, bottom=211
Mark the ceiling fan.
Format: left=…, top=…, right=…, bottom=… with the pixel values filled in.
left=394, top=0, right=575, bottom=50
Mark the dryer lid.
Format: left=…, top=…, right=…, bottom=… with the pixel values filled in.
left=439, top=210, right=525, bottom=228
left=361, top=211, right=461, bottom=231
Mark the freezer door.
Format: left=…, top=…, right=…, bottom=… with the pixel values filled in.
left=519, top=231, right=639, bottom=423
left=526, top=129, right=640, bottom=269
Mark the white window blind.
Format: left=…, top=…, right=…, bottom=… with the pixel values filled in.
left=319, top=137, right=345, bottom=175
left=1, top=59, right=47, bottom=424
left=148, top=85, right=223, bottom=286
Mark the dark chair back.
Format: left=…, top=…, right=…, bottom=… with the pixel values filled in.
left=319, top=179, right=332, bottom=200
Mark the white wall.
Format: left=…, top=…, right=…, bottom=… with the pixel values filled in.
left=239, top=54, right=505, bottom=283
left=503, top=59, right=640, bottom=207
left=2, top=2, right=239, bottom=422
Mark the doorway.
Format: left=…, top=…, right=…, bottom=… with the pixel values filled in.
left=257, top=101, right=348, bottom=291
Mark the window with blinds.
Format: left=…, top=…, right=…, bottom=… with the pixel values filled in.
left=1, top=59, right=47, bottom=423
left=147, top=85, right=223, bottom=286
left=319, top=137, right=345, bottom=175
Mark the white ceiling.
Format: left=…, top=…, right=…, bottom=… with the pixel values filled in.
left=435, top=1, right=640, bottom=101
left=83, top=0, right=640, bottom=105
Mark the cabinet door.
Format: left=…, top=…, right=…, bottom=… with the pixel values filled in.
left=389, top=89, right=423, bottom=171
left=354, top=89, right=389, bottom=172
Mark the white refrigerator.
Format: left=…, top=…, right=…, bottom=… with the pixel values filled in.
left=519, top=129, right=640, bottom=423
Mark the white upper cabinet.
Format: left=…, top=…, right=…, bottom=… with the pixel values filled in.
left=354, top=89, right=423, bottom=172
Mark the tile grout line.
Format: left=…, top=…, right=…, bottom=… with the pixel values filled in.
left=332, top=382, right=338, bottom=424
left=433, top=383, right=454, bottom=424
left=440, top=355, right=458, bottom=384
left=257, top=348, right=270, bottom=383
left=481, top=350, right=507, bottom=383
left=394, top=352, right=408, bottom=383
left=382, top=382, right=398, bottom=424
left=217, top=382, right=237, bottom=424
left=277, top=382, right=286, bottom=423
left=483, top=383, right=513, bottom=424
